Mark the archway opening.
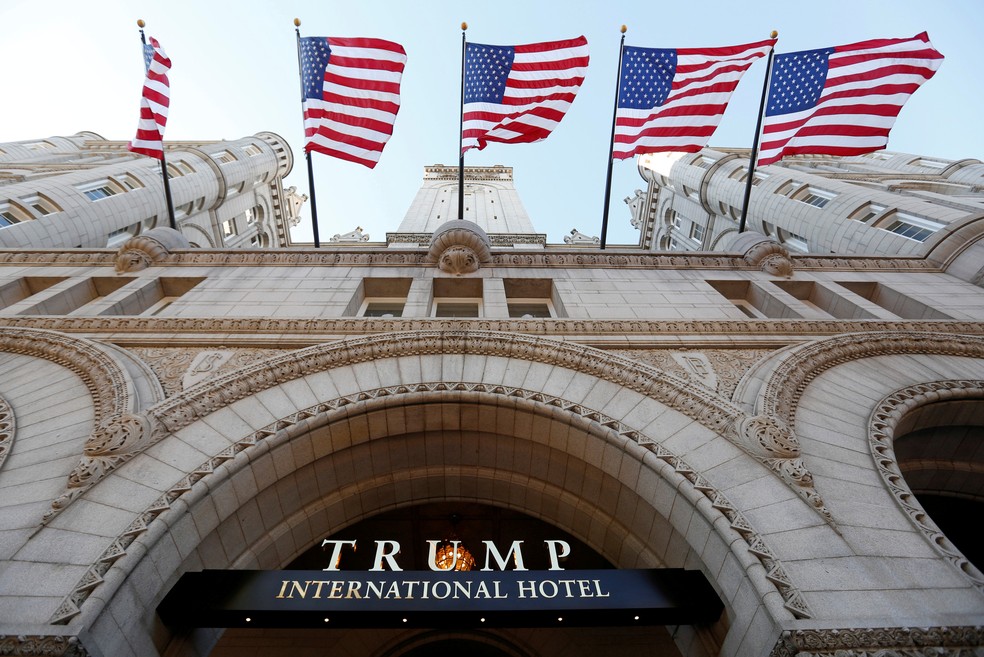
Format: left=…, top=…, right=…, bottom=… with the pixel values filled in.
left=894, top=399, right=984, bottom=570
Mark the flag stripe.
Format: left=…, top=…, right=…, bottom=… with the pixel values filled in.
left=300, top=36, right=406, bottom=169
left=758, top=32, right=943, bottom=165
left=462, top=35, right=589, bottom=153
left=128, top=37, right=170, bottom=160
left=613, top=38, right=775, bottom=160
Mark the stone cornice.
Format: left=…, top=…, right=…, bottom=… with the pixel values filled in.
left=0, top=248, right=942, bottom=271
left=0, top=316, right=980, bottom=343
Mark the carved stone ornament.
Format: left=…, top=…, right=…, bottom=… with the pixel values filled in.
left=114, top=227, right=191, bottom=273
left=438, top=245, right=480, bottom=274
left=729, top=231, right=794, bottom=277
left=770, top=625, right=984, bottom=657
left=426, top=220, right=492, bottom=274
left=0, top=394, right=13, bottom=473
left=564, top=228, right=600, bottom=245
left=330, top=226, right=370, bottom=243
left=0, top=634, right=90, bottom=657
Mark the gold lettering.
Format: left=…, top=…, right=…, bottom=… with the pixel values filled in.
left=346, top=581, right=363, bottom=599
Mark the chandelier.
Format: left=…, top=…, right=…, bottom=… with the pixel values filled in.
left=432, top=539, right=476, bottom=571
left=431, top=514, right=476, bottom=571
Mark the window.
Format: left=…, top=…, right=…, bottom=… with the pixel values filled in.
left=221, top=219, right=237, bottom=237
left=78, top=180, right=123, bottom=201
left=682, top=185, right=700, bottom=200
left=851, top=203, right=887, bottom=224
left=245, top=207, right=256, bottom=225
left=166, top=163, right=183, bottom=179
left=19, top=194, right=60, bottom=216
left=214, top=151, right=237, bottom=164
left=244, top=144, right=262, bottom=157
left=434, top=301, right=480, bottom=317
left=794, top=187, right=836, bottom=208
left=363, top=301, right=405, bottom=317
left=693, top=155, right=715, bottom=169
left=732, top=169, right=769, bottom=185
left=508, top=302, right=551, bottom=318
left=910, top=158, right=946, bottom=170
left=777, top=228, right=808, bottom=252
left=119, top=174, right=144, bottom=190
left=878, top=212, right=944, bottom=242
left=0, top=209, right=22, bottom=227
left=689, top=222, right=705, bottom=244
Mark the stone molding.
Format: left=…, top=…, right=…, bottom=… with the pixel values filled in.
left=0, top=328, right=131, bottom=427
left=114, top=228, right=190, bottom=273
left=426, top=221, right=493, bottom=274
left=868, top=380, right=984, bottom=592
left=770, top=625, right=984, bottom=657
left=1, top=316, right=981, bottom=341
left=52, top=382, right=813, bottom=625
left=758, top=332, right=984, bottom=432
left=0, top=248, right=942, bottom=271
left=0, top=634, right=90, bottom=657
left=0, top=394, right=12, bottom=473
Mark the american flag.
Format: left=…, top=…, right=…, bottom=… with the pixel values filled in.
left=758, top=32, right=943, bottom=165
left=300, top=36, right=407, bottom=169
left=128, top=37, right=170, bottom=160
left=462, top=36, right=589, bottom=153
left=613, top=39, right=775, bottom=160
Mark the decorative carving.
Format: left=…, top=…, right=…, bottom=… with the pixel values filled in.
left=427, top=220, right=492, bottom=274
left=617, top=348, right=779, bottom=399
left=0, top=634, right=91, bottom=656
left=730, top=233, right=794, bottom=277
left=770, top=625, right=984, bottom=657
left=2, top=316, right=982, bottom=341
left=564, top=228, right=600, bottom=245
left=129, top=347, right=284, bottom=397
left=739, top=415, right=799, bottom=459
left=868, top=380, right=984, bottom=592
left=669, top=352, right=718, bottom=390
left=330, top=226, right=370, bottom=243
left=114, top=227, right=190, bottom=273
left=54, top=381, right=813, bottom=625
left=0, top=395, right=12, bottom=473
left=438, top=245, right=480, bottom=274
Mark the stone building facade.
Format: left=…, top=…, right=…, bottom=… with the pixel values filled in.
left=628, top=148, right=984, bottom=260
left=0, top=132, right=304, bottom=251
left=0, top=159, right=982, bottom=656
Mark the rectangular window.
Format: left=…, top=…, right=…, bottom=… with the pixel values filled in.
left=78, top=180, right=123, bottom=201
left=221, top=219, right=237, bottom=237
left=836, top=281, right=952, bottom=320
left=363, top=301, right=406, bottom=317
left=435, top=302, right=480, bottom=318
left=689, top=222, right=705, bottom=243
left=0, top=210, right=20, bottom=227
left=214, top=151, right=237, bottom=164
left=795, top=187, right=836, bottom=208
left=707, top=280, right=803, bottom=319
left=508, top=302, right=551, bottom=318
left=23, top=194, right=61, bottom=216
left=244, top=144, right=262, bottom=157
left=876, top=212, right=944, bottom=243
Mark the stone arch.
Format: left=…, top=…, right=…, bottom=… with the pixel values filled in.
left=736, top=331, right=984, bottom=431
left=868, top=380, right=984, bottom=591
left=48, top=332, right=825, bottom=656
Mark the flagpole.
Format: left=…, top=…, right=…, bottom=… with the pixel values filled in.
left=738, top=30, right=778, bottom=234
left=599, top=25, right=628, bottom=250
left=137, top=19, right=177, bottom=231
left=458, top=22, right=468, bottom=221
left=294, top=18, right=322, bottom=248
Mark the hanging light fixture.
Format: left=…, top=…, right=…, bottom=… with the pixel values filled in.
left=431, top=514, right=476, bottom=571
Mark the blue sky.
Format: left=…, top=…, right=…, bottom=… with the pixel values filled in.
left=3, top=1, right=980, bottom=245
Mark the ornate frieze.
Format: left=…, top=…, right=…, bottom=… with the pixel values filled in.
left=0, top=248, right=942, bottom=271
left=770, top=625, right=984, bottom=657
left=0, top=634, right=90, bottom=657
left=52, top=382, right=813, bottom=625
left=615, top=348, right=773, bottom=399
left=1, top=316, right=981, bottom=342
